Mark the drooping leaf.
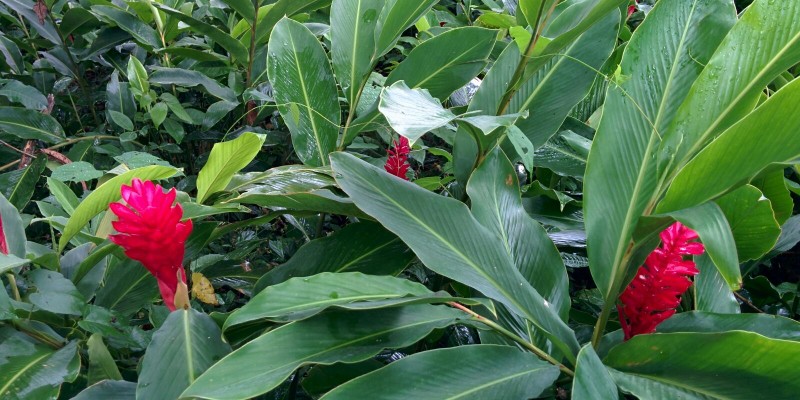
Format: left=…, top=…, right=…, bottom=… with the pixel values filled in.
left=331, top=152, right=580, bottom=360
left=268, top=17, right=341, bottom=166
left=149, top=68, right=237, bottom=102
left=321, top=345, right=559, bottom=400
left=182, top=305, right=466, bottom=400
left=196, top=132, right=266, bottom=203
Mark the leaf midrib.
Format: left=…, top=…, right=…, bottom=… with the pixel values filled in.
left=288, top=26, right=327, bottom=165
left=0, top=351, right=51, bottom=395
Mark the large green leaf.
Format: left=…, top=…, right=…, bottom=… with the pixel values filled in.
left=181, top=305, right=465, bottom=400
left=467, top=147, right=569, bottom=319
left=715, top=185, right=781, bottom=261
left=268, top=18, right=341, bottom=167
left=73, top=380, right=136, bottom=400
left=227, top=272, right=433, bottom=327
left=572, top=345, right=618, bottom=400
left=751, top=169, right=793, bottom=226
left=149, top=68, right=237, bottom=103
left=58, top=165, right=178, bottom=252
left=331, top=0, right=383, bottom=107
left=378, top=81, right=457, bottom=142
left=386, top=27, right=497, bottom=101
left=0, top=331, right=79, bottom=399
left=153, top=4, right=249, bottom=63
left=331, top=152, right=580, bottom=360
left=196, top=132, right=266, bottom=203
left=0, top=107, right=65, bottom=143
left=94, top=258, right=159, bottom=316
left=0, top=155, right=46, bottom=210
left=658, top=0, right=800, bottom=181
left=26, top=269, right=86, bottom=316
left=321, top=345, right=559, bottom=400
left=0, top=80, right=48, bottom=110
left=583, top=0, right=736, bottom=301
left=254, top=221, right=413, bottom=290
left=657, top=312, right=800, bottom=341
left=137, top=308, right=231, bottom=400
left=91, top=5, right=161, bottom=49
left=693, top=253, right=739, bottom=314
left=659, top=78, right=800, bottom=213
left=86, top=334, right=122, bottom=385
left=605, top=332, right=800, bottom=399
left=373, top=0, right=438, bottom=59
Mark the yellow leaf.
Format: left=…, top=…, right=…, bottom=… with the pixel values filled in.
left=192, top=272, right=219, bottom=306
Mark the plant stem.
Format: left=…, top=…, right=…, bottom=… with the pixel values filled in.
left=449, top=302, right=574, bottom=377
left=0, top=135, right=119, bottom=172
left=245, top=0, right=261, bottom=88
left=6, top=273, right=21, bottom=301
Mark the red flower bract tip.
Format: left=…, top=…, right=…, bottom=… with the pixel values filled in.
left=0, top=213, right=8, bottom=255
left=384, top=136, right=411, bottom=180
left=617, top=222, right=704, bottom=340
left=109, top=179, right=193, bottom=311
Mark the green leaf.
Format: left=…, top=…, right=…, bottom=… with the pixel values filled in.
left=0, top=106, right=65, bottom=143
left=72, top=380, right=136, bottom=400
left=153, top=4, right=249, bottom=63
left=467, top=147, right=569, bottom=319
left=160, top=93, right=194, bottom=124
left=91, top=5, right=161, bottom=49
left=47, top=178, right=80, bottom=215
left=94, top=258, right=159, bottom=317
left=149, top=102, right=168, bottom=128
left=0, top=155, right=46, bottom=210
left=26, top=269, right=86, bottom=316
left=86, top=334, right=122, bottom=385
left=106, top=70, right=136, bottom=125
left=196, top=132, right=266, bottom=203
left=268, top=17, right=341, bottom=166
left=659, top=0, right=800, bottom=181
left=386, top=27, right=497, bottom=101
left=254, top=221, right=413, bottom=290
left=0, top=192, right=26, bottom=257
left=572, top=345, right=618, bottom=400
left=321, top=345, right=559, bottom=400
left=378, top=81, right=457, bottom=142
left=58, top=165, right=178, bottom=252
left=583, top=0, right=736, bottom=300
left=693, top=253, right=739, bottom=314
left=605, top=332, right=800, bottom=399
left=715, top=185, right=781, bottom=261
left=0, top=80, right=48, bottom=110
left=0, top=332, right=79, bottom=399
left=0, top=0, right=61, bottom=44
left=331, top=0, right=383, bottom=107
left=108, top=110, right=134, bottom=131
left=534, top=130, right=590, bottom=178
left=519, top=0, right=556, bottom=29
left=751, top=169, right=794, bottom=226
left=137, top=308, right=231, bottom=400
left=182, top=305, right=465, bottom=400
left=125, top=56, right=149, bottom=95
left=660, top=78, right=800, bottom=213
left=669, top=202, right=741, bottom=290
left=150, top=68, right=237, bottom=102
left=60, top=6, right=101, bottom=36
left=331, top=152, right=580, bottom=360
left=374, top=0, right=438, bottom=59
left=51, top=161, right=104, bottom=184
left=227, top=272, right=434, bottom=327
left=254, top=0, right=333, bottom=45
left=657, top=312, right=800, bottom=341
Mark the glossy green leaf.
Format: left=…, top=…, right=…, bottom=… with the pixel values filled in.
left=583, top=0, right=736, bottom=300
left=374, top=0, right=438, bottom=59
left=72, top=380, right=136, bottom=400
left=0, top=106, right=65, bottom=143
left=86, top=334, right=122, bottom=385
left=1, top=155, right=45, bottom=210
left=751, top=169, right=794, bottom=226
left=60, top=6, right=101, bottom=36
left=51, top=161, right=104, bottom=183
left=0, top=192, right=25, bottom=258
left=254, top=0, right=332, bottom=45
left=255, top=221, right=413, bottom=290
left=669, top=202, right=741, bottom=290
left=657, top=312, right=800, bottom=341
left=659, top=0, right=800, bottom=180
left=153, top=4, right=249, bottom=63
left=378, top=81, right=457, bottom=142
left=58, top=165, right=178, bottom=252
left=26, top=269, right=86, bottom=316
left=331, top=0, right=383, bottom=107
left=227, top=272, right=433, bottom=327
left=331, top=152, right=580, bottom=360
left=91, top=5, right=161, bottom=49
left=605, top=332, right=800, bottom=399
left=519, top=0, right=556, bottom=29
left=196, top=132, right=266, bottom=203
left=322, top=345, right=559, bottom=400
left=534, top=130, right=590, bottom=178
left=149, top=68, right=237, bottom=102
left=0, top=331, right=79, bottom=399
left=182, top=305, right=465, bottom=400
left=125, top=56, right=149, bottom=95
left=467, top=147, right=569, bottom=319
left=137, top=308, right=231, bottom=400
left=693, top=253, right=739, bottom=314
left=715, top=185, right=781, bottom=261
left=386, top=27, right=497, bottom=101
left=106, top=70, right=136, bottom=125
left=572, top=344, right=618, bottom=400
left=0, top=80, right=48, bottom=110
left=660, top=78, right=800, bottom=213
left=268, top=17, right=340, bottom=166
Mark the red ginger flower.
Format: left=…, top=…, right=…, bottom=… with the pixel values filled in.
left=384, top=136, right=411, bottom=180
left=109, top=179, right=193, bottom=311
left=617, top=222, right=704, bottom=341
left=0, top=213, right=8, bottom=255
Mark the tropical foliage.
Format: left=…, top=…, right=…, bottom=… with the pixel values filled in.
left=1, top=0, right=799, bottom=399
